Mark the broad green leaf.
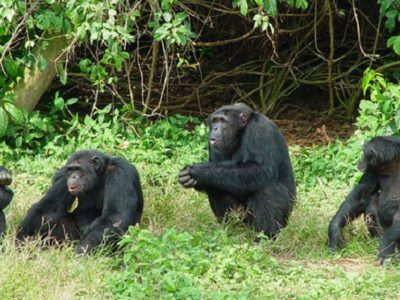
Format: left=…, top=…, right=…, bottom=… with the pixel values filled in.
left=263, top=0, right=277, bottom=16
left=387, top=35, right=400, bottom=55
left=3, top=59, right=19, bottom=78
left=3, top=103, right=24, bottom=124
left=232, top=0, right=248, bottom=16
left=0, top=108, right=9, bottom=137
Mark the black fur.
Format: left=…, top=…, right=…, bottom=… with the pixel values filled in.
left=0, top=167, right=13, bottom=236
left=17, top=150, right=143, bottom=254
left=179, top=103, right=296, bottom=237
left=328, top=136, right=400, bottom=264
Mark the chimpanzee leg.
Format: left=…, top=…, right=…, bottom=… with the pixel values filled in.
left=364, top=193, right=381, bottom=237
left=208, top=191, right=242, bottom=221
left=48, top=213, right=80, bottom=242
left=246, top=187, right=292, bottom=238
left=75, top=209, right=102, bottom=232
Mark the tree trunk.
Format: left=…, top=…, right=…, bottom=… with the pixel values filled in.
left=14, top=35, right=70, bottom=112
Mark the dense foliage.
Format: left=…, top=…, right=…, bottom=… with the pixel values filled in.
left=0, top=0, right=399, bottom=134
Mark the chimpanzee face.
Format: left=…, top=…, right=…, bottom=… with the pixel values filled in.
left=357, top=137, right=400, bottom=174
left=208, top=110, right=248, bottom=154
left=66, top=153, right=104, bottom=196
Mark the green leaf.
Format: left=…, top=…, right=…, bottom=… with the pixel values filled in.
left=51, top=15, right=63, bottom=32
left=3, top=103, right=24, bottom=124
left=163, top=12, right=172, bottom=22
left=387, top=35, right=400, bottom=55
left=38, top=55, right=47, bottom=71
left=263, top=0, right=277, bottom=16
left=3, top=59, right=19, bottom=78
left=79, top=59, right=92, bottom=73
left=385, top=9, right=399, bottom=18
left=175, top=12, right=188, bottom=23
left=0, top=108, right=9, bottom=137
left=58, top=64, right=67, bottom=85
left=232, top=0, right=248, bottom=16
left=66, top=98, right=78, bottom=106
left=54, top=95, right=65, bottom=110
left=4, top=8, right=15, bottom=22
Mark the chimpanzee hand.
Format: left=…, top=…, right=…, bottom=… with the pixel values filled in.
left=0, top=169, right=12, bottom=186
left=178, top=164, right=208, bottom=188
left=179, top=165, right=197, bottom=188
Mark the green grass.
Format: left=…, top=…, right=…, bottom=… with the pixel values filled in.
left=1, top=137, right=400, bottom=299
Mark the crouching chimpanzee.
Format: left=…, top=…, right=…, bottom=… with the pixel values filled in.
left=17, top=150, right=143, bottom=254
left=179, top=103, right=296, bottom=237
left=0, top=167, right=13, bottom=236
left=328, top=136, right=400, bottom=264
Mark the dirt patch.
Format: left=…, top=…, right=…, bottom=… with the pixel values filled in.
left=274, top=106, right=354, bottom=146
left=277, top=257, right=376, bottom=273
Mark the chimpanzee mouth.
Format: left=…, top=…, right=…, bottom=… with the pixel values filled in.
left=209, top=138, right=216, bottom=145
left=68, top=185, right=79, bottom=193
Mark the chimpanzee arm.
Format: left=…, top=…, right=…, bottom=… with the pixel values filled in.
left=0, top=186, right=14, bottom=236
left=0, top=166, right=13, bottom=210
left=181, top=160, right=273, bottom=195
left=17, top=169, right=75, bottom=240
left=0, top=186, right=13, bottom=210
left=76, top=166, right=140, bottom=254
left=378, top=218, right=400, bottom=265
left=328, top=173, right=379, bottom=252
left=0, top=167, right=13, bottom=236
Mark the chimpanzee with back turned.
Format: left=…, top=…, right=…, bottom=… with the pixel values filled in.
left=0, top=167, right=13, bottom=237
left=179, top=103, right=296, bottom=237
left=328, top=136, right=400, bottom=264
left=17, top=150, right=143, bottom=254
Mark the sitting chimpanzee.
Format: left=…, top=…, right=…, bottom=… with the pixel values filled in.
left=179, top=103, right=296, bottom=237
left=0, top=167, right=13, bottom=236
left=328, top=136, right=400, bottom=264
left=17, top=150, right=143, bottom=254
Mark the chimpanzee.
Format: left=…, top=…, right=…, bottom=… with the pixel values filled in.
left=328, top=136, right=400, bottom=264
left=17, top=150, right=143, bottom=254
left=179, top=103, right=296, bottom=237
left=0, top=167, right=13, bottom=236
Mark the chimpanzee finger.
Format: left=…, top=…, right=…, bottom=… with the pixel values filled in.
left=178, top=175, right=192, bottom=184
left=179, top=168, right=191, bottom=177
left=183, top=178, right=197, bottom=187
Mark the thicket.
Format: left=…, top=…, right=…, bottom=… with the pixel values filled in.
left=0, top=0, right=399, bottom=134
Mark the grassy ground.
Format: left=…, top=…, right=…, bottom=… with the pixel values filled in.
left=1, top=148, right=400, bottom=299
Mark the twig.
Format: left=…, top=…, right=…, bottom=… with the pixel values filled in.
left=352, top=0, right=379, bottom=59
left=192, top=27, right=256, bottom=47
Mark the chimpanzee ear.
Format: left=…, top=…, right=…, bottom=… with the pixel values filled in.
left=239, top=113, right=248, bottom=128
left=91, top=156, right=101, bottom=170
